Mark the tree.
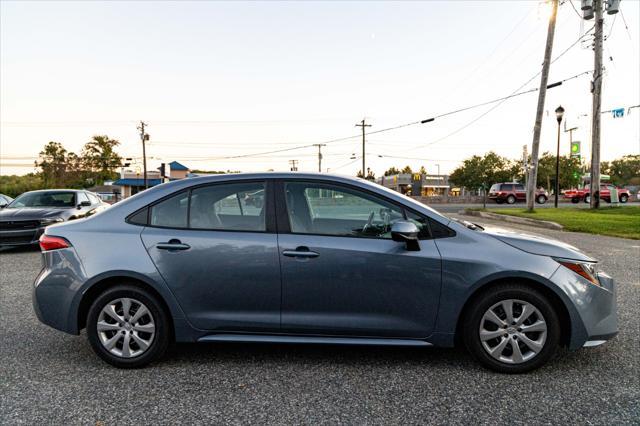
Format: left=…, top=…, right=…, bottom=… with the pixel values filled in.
left=401, top=165, right=413, bottom=174
left=357, top=168, right=375, bottom=180
left=535, top=152, right=582, bottom=191
left=82, top=135, right=122, bottom=184
left=448, top=152, right=516, bottom=191
left=383, top=166, right=400, bottom=176
left=608, top=155, right=640, bottom=186
left=418, top=166, right=427, bottom=175
left=0, top=174, right=43, bottom=198
left=37, top=141, right=69, bottom=188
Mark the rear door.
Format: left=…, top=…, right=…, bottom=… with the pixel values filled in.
left=514, top=184, right=526, bottom=201
left=140, top=180, right=281, bottom=332
left=276, top=180, right=442, bottom=338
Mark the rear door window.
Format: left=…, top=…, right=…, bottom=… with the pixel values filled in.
left=150, top=191, right=189, bottom=228
left=501, top=184, right=513, bottom=191
left=189, top=182, right=265, bottom=231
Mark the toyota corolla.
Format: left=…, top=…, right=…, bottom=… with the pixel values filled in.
left=32, top=173, right=617, bottom=373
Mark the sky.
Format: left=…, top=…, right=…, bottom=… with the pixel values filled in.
left=1, top=0, right=639, bottom=177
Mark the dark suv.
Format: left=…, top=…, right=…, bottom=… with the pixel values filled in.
left=488, top=183, right=548, bottom=205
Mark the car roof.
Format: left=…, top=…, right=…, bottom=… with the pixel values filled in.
left=21, top=189, right=85, bottom=193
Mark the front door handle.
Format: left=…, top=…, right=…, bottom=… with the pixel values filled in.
left=156, top=239, right=191, bottom=251
left=282, top=247, right=319, bottom=258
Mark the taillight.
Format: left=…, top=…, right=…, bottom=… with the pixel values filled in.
left=39, top=235, right=70, bottom=251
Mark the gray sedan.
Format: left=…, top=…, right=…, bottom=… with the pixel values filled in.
left=32, top=173, right=617, bottom=373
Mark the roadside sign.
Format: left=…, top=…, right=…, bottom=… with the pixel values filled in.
left=570, top=141, right=581, bottom=158
left=612, top=108, right=624, bottom=118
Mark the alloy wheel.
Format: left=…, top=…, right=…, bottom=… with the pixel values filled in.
left=479, top=299, right=547, bottom=364
left=97, top=298, right=156, bottom=358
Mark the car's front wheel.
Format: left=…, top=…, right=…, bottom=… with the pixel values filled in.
left=506, top=195, right=516, bottom=204
left=86, top=285, right=170, bottom=368
left=536, top=195, right=547, bottom=204
left=619, top=194, right=628, bottom=203
left=463, top=284, right=560, bottom=373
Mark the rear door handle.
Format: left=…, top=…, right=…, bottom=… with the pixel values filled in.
left=282, top=247, right=319, bottom=258
left=156, top=239, right=191, bottom=251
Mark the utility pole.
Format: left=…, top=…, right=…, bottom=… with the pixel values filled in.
left=289, top=159, right=299, bottom=172
left=526, top=0, right=558, bottom=212
left=313, top=144, right=326, bottom=173
left=137, top=121, right=149, bottom=190
left=355, top=119, right=371, bottom=178
left=590, top=0, right=604, bottom=208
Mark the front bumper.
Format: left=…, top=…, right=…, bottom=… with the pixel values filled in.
left=550, top=265, right=618, bottom=349
left=0, top=226, right=45, bottom=246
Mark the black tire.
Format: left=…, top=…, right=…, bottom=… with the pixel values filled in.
left=506, top=195, right=516, bottom=205
left=495, top=198, right=504, bottom=205
left=584, top=195, right=590, bottom=203
left=463, top=283, right=561, bottom=374
left=86, top=284, right=170, bottom=368
left=571, top=197, right=579, bottom=204
left=536, top=195, right=547, bottom=204
left=620, top=194, right=628, bottom=203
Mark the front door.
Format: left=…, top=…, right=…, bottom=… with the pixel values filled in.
left=141, top=181, right=281, bottom=332
left=277, top=181, right=442, bottom=339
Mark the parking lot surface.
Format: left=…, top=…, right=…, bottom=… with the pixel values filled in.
left=1, top=220, right=639, bottom=425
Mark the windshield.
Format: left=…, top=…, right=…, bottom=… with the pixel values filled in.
left=7, top=191, right=76, bottom=208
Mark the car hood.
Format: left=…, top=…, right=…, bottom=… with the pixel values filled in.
left=0, top=207, right=72, bottom=221
left=483, top=226, right=595, bottom=262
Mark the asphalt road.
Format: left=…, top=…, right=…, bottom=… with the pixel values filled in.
left=1, top=222, right=639, bottom=425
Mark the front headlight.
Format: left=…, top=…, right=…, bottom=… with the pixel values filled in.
left=555, top=258, right=600, bottom=286
left=40, top=217, right=64, bottom=226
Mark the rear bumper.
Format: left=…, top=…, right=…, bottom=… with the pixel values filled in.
left=32, top=247, right=86, bottom=334
left=550, top=266, right=618, bottom=349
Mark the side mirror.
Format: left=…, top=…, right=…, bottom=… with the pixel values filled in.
left=391, top=220, right=420, bottom=251
left=77, top=200, right=91, bottom=209
left=0, top=203, right=6, bottom=209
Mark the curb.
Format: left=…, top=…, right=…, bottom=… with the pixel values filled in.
left=461, top=209, right=564, bottom=230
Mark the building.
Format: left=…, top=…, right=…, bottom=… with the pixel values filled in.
left=86, top=181, right=123, bottom=204
left=113, top=161, right=191, bottom=199
left=377, top=173, right=450, bottom=196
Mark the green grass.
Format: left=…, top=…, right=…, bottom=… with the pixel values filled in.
left=488, top=206, right=640, bottom=239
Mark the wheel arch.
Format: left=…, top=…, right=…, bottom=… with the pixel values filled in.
left=454, top=276, right=574, bottom=349
left=74, top=272, right=178, bottom=337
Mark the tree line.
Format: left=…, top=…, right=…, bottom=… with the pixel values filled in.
left=1, top=136, right=122, bottom=197
left=379, top=152, right=639, bottom=191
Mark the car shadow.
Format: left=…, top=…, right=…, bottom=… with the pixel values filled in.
left=165, top=341, right=477, bottom=370
left=0, top=245, right=40, bottom=254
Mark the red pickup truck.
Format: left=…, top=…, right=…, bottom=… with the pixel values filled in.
left=564, top=184, right=630, bottom=203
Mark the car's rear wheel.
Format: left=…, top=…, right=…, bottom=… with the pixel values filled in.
left=571, top=197, right=579, bottom=204
left=536, top=195, right=547, bottom=204
left=506, top=195, right=516, bottom=205
left=584, top=195, right=591, bottom=203
left=87, top=285, right=169, bottom=368
left=620, top=194, right=628, bottom=203
left=495, top=198, right=504, bottom=204
left=463, top=284, right=560, bottom=373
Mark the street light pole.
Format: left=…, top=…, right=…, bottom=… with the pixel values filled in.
left=554, top=105, right=565, bottom=208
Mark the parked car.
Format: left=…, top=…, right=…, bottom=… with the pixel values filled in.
left=0, top=189, right=109, bottom=246
left=564, top=184, right=630, bottom=204
left=0, top=193, right=14, bottom=208
left=33, top=173, right=617, bottom=373
left=488, top=183, right=548, bottom=204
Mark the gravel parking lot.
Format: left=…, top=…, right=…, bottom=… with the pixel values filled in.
left=1, top=221, right=639, bottom=425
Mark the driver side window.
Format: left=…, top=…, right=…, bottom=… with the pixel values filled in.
left=285, top=182, right=404, bottom=238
